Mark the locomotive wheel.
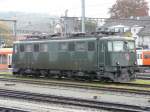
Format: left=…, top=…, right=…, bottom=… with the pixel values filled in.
left=32, top=74, right=40, bottom=78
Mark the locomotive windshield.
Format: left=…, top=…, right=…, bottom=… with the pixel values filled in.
left=108, top=41, right=123, bottom=52
left=127, top=41, right=135, bottom=50
left=113, top=41, right=124, bottom=51
left=124, top=41, right=135, bottom=51
left=108, top=40, right=135, bottom=52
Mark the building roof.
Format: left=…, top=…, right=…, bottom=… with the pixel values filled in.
left=104, top=17, right=150, bottom=27
left=138, top=25, right=150, bottom=36
left=102, top=16, right=150, bottom=36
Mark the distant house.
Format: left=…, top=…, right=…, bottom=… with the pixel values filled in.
left=138, top=25, right=150, bottom=49
left=61, top=17, right=80, bottom=34
left=109, top=25, right=130, bottom=32
left=102, top=17, right=150, bottom=48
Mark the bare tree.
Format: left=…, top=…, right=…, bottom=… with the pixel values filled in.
left=109, top=0, right=149, bottom=18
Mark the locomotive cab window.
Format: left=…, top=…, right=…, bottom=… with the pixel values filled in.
left=100, top=43, right=104, bottom=52
left=14, top=45, right=18, bottom=53
left=34, top=44, right=39, bottom=52
left=76, top=42, right=86, bottom=51
left=25, top=44, right=32, bottom=52
left=108, top=41, right=113, bottom=51
left=108, top=41, right=124, bottom=52
left=59, top=43, right=68, bottom=51
left=126, top=41, right=135, bottom=52
left=40, top=43, right=48, bottom=52
left=113, top=41, right=124, bottom=52
left=127, top=41, right=135, bottom=50
left=68, top=42, right=75, bottom=51
left=20, top=44, right=25, bottom=52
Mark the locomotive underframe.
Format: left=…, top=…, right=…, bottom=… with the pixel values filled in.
left=13, top=66, right=136, bottom=82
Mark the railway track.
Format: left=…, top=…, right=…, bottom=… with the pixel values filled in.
left=0, top=88, right=149, bottom=112
left=0, top=106, right=28, bottom=112
left=0, top=77, right=150, bottom=95
left=137, top=73, right=150, bottom=80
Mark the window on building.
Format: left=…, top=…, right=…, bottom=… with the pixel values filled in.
left=2, top=55, right=7, bottom=64
left=144, top=54, right=150, bottom=59
left=88, top=42, right=95, bottom=51
left=0, top=55, right=7, bottom=64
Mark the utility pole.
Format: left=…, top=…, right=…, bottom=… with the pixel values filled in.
left=14, top=20, right=17, bottom=38
left=81, top=0, right=85, bottom=33
left=64, top=9, right=68, bottom=36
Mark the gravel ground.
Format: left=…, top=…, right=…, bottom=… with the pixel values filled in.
left=0, top=80, right=149, bottom=107
left=0, top=97, right=108, bottom=112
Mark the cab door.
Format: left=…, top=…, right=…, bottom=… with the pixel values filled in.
left=98, top=41, right=105, bottom=67
left=8, top=54, right=12, bottom=68
left=24, top=44, right=33, bottom=68
left=136, top=50, right=143, bottom=66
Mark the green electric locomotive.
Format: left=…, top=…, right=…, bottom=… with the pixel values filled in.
left=12, top=34, right=137, bottom=82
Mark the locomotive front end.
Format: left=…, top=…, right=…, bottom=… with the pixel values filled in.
left=108, top=38, right=137, bottom=82
left=100, top=37, right=137, bottom=82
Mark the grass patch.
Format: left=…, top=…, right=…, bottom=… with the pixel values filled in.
left=0, top=72, right=12, bottom=75
left=132, top=79, right=150, bottom=85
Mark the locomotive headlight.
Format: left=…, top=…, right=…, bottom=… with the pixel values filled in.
left=116, top=61, right=120, bottom=65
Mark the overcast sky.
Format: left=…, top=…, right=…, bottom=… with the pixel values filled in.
left=0, top=0, right=149, bottom=18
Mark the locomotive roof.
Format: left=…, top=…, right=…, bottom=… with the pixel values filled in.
left=14, top=36, right=134, bottom=44
left=101, top=36, right=134, bottom=41
left=14, top=37, right=96, bottom=44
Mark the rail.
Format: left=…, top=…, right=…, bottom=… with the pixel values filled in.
left=0, top=106, right=28, bottom=112
left=0, top=77, right=150, bottom=95
left=0, top=88, right=149, bottom=112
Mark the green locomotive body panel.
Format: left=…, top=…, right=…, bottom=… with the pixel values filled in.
left=13, top=38, right=98, bottom=71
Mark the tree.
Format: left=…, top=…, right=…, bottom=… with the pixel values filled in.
left=109, top=0, right=149, bottom=18
left=0, top=22, right=13, bottom=47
